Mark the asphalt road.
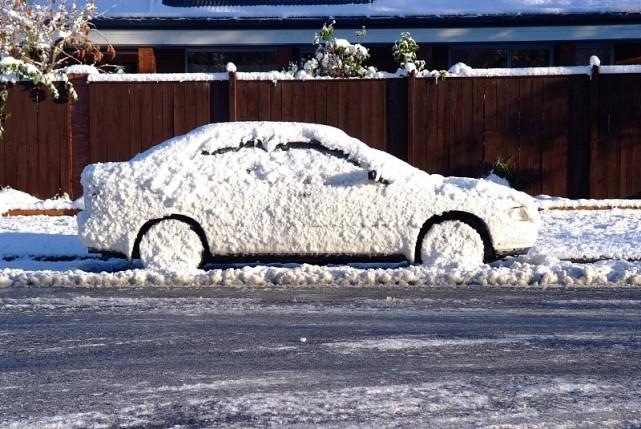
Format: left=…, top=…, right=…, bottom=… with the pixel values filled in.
left=2, top=286, right=641, bottom=428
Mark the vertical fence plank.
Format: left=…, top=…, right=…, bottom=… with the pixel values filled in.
left=258, top=82, right=271, bottom=120
left=372, top=80, right=386, bottom=152
left=36, top=91, right=50, bottom=196
left=270, top=81, right=282, bottom=122
left=129, top=84, right=142, bottom=157
left=630, top=75, right=641, bottom=197
left=140, top=83, right=155, bottom=152
left=605, top=76, right=621, bottom=198
left=184, top=82, right=199, bottom=132
left=245, top=82, right=259, bottom=122
left=314, top=81, right=327, bottom=124
left=303, top=82, right=315, bottom=123
left=173, top=83, right=186, bottom=135
left=542, top=77, right=569, bottom=196
left=281, top=81, right=294, bottom=121
left=325, top=81, right=339, bottom=128
left=195, top=82, right=211, bottom=126
left=154, top=83, right=171, bottom=145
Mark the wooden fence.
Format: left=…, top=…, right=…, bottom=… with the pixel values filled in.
left=2, top=69, right=641, bottom=200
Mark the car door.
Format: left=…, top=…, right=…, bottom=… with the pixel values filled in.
left=195, top=144, right=275, bottom=256
left=265, top=143, right=395, bottom=256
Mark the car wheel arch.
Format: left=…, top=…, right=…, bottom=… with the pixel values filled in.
left=414, top=211, right=496, bottom=264
left=131, top=214, right=212, bottom=261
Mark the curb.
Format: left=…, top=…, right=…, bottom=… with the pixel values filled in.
left=1, top=209, right=81, bottom=217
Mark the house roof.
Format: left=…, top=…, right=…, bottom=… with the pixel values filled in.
left=95, top=0, right=641, bottom=21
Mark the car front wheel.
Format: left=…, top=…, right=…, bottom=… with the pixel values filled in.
left=418, top=220, right=485, bottom=267
left=138, top=219, right=205, bottom=271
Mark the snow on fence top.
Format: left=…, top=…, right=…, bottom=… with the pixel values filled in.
left=5, top=57, right=641, bottom=84
left=86, top=72, right=229, bottom=82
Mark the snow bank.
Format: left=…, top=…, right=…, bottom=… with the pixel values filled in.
left=0, top=187, right=80, bottom=215
left=4, top=256, right=641, bottom=288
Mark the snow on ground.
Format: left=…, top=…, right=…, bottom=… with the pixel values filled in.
left=2, top=208, right=641, bottom=287
left=0, top=187, right=81, bottom=214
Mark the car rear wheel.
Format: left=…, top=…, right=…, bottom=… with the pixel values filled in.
left=418, top=220, right=485, bottom=267
left=138, top=219, right=205, bottom=271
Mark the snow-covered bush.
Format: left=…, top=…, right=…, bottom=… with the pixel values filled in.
left=303, top=21, right=374, bottom=78
left=393, top=32, right=426, bottom=73
left=0, top=0, right=113, bottom=73
left=0, top=0, right=114, bottom=137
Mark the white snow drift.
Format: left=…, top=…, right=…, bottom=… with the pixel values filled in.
left=78, top=122, right=539, bottom=271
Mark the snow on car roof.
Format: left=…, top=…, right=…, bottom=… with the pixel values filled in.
left=133, top=121, right=421, bottom=182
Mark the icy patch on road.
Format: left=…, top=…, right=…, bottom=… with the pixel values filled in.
left=6, top=375, right=641, bottom=429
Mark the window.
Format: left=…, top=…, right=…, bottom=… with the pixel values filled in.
left=451, top=48, right=508, bottom=68
left=575, top=45, right=613, bottom=66
left=269, top=143, right=368, bottom=187
left=450, top=45, right=551, bottom=68
left=187, top=50, right=279, bottom=72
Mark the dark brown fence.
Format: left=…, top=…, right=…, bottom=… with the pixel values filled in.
left=408, top=75, right=592, bottom=197
left=2, top=69, right=641, bottom=200
left=1, top=84, right=70, bottom=198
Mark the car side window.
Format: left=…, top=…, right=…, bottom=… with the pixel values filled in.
left=199, top=143, right=269, bottom=183
left=263, top=143, right=369, bottom=187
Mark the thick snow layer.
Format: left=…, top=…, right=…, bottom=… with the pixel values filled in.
left=0, top=187, right=80, bottom=214
left=87, top=72, right=229, bottom=82
left=419, top=220, right=484, bottom=268
left=95, top=0, right=641, bottom=19
left=138, top=219, right=204, bottom=271
left=78, top=122, right=538, bottom=265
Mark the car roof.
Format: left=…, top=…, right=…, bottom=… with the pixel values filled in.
left=132, top=121, right=420, bottom=182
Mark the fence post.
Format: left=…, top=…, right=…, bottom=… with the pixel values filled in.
left=67, top=74, right=90, bottom=200
left=588, top=64, right=600, bottom=198
left=407, top=70, right=416, bottom=166
left=229, top=71, right=237, bottom=121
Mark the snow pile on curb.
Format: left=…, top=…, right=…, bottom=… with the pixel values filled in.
left=4, top=256, right=641, bottom=288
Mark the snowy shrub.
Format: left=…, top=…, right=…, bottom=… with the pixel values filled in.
left=0, top=0, right=115, bottom=137
left=0, top=0, right=113, bottom=73
left=393, top=32, right=426, bottom=73
left=303, top=20, right=374, bottom=78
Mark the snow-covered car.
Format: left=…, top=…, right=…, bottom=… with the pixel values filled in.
left=78, top=121, right=539, bottom=270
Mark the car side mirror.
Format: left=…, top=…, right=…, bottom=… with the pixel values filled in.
left=368, top=170, right=390, bottom=185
